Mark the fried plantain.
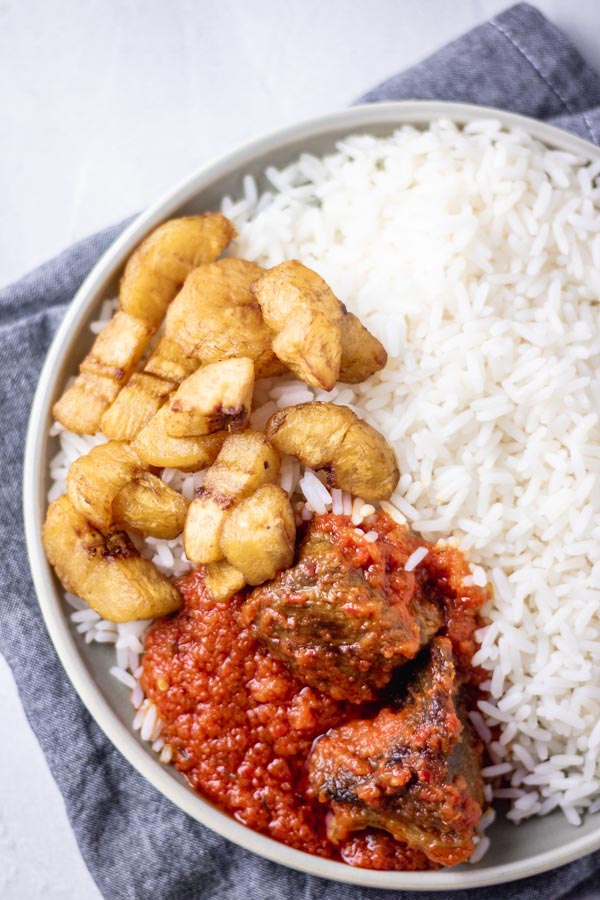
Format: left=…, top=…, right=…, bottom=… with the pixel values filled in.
left=100, top=373, right=176, bottom=441
left=265, top=401, right=399, bottom=502
left=112, top=472, right=189, bottom=539
left=339, top=313, right=387, bottom=383
left=204, top=560, right=247, bottom=602
left=66, top=440, right=143, bottom=531
left=54, top=312, right=155, bottom=434
left=53, top=372, right=121, bottom=436
left=143, top=337, right=200, bottom=384
left=163, top=357, right=254, bottom=438
left=132, top=405, right=226, bottom=471
left=183, top=431, right=280, bottom=564
left=43, top=496, right=181, bottom=622
left=119, top=214, right=236, bottom=326
left=203, top=430, right=280, bottom=500
left=183, top=493, right=230, bottom=564
left=101, top=336, right=198, bottom=442
left=164, top=258, right=284, bottom=378
left=219, top=484, right=295, bottom=585
left=251, top=260, right=343, bottom=390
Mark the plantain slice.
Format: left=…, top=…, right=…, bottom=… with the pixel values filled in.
left=252, top=260, right=387, bottom=388
left=183, top=431, right=280, bottom=564
left=164, top=258, right=284, bottom=378
left=100, top=373, right=176, bottom=442
left=112, top=472, right=189, bottom=540
left=163, top=357, right=254, bottom=438
left=101, top=335, right=198, bottom=442
left=143, top=337, right=200, bottom=384
left=53, top=311, right=155, bottom=435
left=43, top=496, right=181, bottom=623
left=265, top=401, right=399, bottom=502
left=204, top=560, right=246, bottom=602
left=339, top=313, right=387, bottom=383
left=132, top=405, right=226, bottom=471
left=66, top=440, right=143, bottom=531
left=52, top=372, right=121, bottom=437
left=119, top=214, right=236, bottom=326
left=219, top=484, right=295, bottom=585
left=183, top=493, right=230, bottom=564
left=251, top=260, right=343, bottom=390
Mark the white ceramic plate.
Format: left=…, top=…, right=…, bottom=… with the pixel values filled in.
left=23, top=101, right=600, bottom=891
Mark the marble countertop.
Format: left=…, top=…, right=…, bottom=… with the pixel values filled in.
left=3, top=1, right=599, bottom=896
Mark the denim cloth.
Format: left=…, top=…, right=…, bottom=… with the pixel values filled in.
left=3, top=4, right=600, bottom=898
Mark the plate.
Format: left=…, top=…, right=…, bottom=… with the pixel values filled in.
left=23, top=101, right=600, bottom=891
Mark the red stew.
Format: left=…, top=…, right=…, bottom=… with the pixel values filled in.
left=142, top=513, right=486, bottom=870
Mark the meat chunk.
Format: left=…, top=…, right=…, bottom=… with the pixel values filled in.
left=247, top=519, right=443, bottom=703
left=308, top=638, right=484, bottom=867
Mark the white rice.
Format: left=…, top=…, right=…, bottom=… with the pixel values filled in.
left=49, top=120, right=600, bottom=859
left=404, top=547, right=429, bottom=572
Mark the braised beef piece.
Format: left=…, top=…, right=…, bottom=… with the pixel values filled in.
left=246, top=524, right=443, bottom=703
left=307, top=637, right=484, bottom=867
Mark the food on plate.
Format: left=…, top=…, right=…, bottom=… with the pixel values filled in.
left=183, top=430, right=281, bottom=564
left=102, top=339, right=200, bottom=442
left=142, top=569, right=349, bottom=859
left=220, top=484, right=295, bottom=584
left=132, top=406, right=226, bottom=470
left=183, top=494, right=227, bottom=564
left=252, top=259, right=344, bottom=390
left=43, top=496, right=181, bottom=622
left=53, top=312, right=155, bottom=434
left=144, top=336, right=200, bottom=383
left=252, top=261, right=387, bottom=389
left=56, top=213, right=236, bottom=436
left=308, top=637, right=484, bottom=867
left=203, top=560, right=246, bottom=602
left=339, top=313, right=387, bottom=384
left=119, top=213, right=236, bottom=326
left=163, top=357, right=254, bottom=437
left=66, top=440, right=143, bottom=531
left=44, top=121, right=600, bottom=871
left=44, top=199, right=486, bottom=869
left=247, top=514, right=443, bottom=702
left=164, top=258, right=284, bottom=378
left=111, top=472, right=189, bottom=540
left=141, top=517, right=486, bottom=867
left=100, top=372, right=177, bottom=442
left=265, top=401, right=399, bottom=501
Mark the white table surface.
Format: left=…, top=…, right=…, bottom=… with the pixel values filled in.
left=3, top=1, right=600, bottom=897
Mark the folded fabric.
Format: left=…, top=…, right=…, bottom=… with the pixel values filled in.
left=2, top=3, right=600, bottom=898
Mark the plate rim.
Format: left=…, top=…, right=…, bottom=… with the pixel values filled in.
left=23, top=99, right=600, bottom=891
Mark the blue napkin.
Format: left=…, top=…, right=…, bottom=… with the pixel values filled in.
left=3, top=4, right=600, bottom=898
